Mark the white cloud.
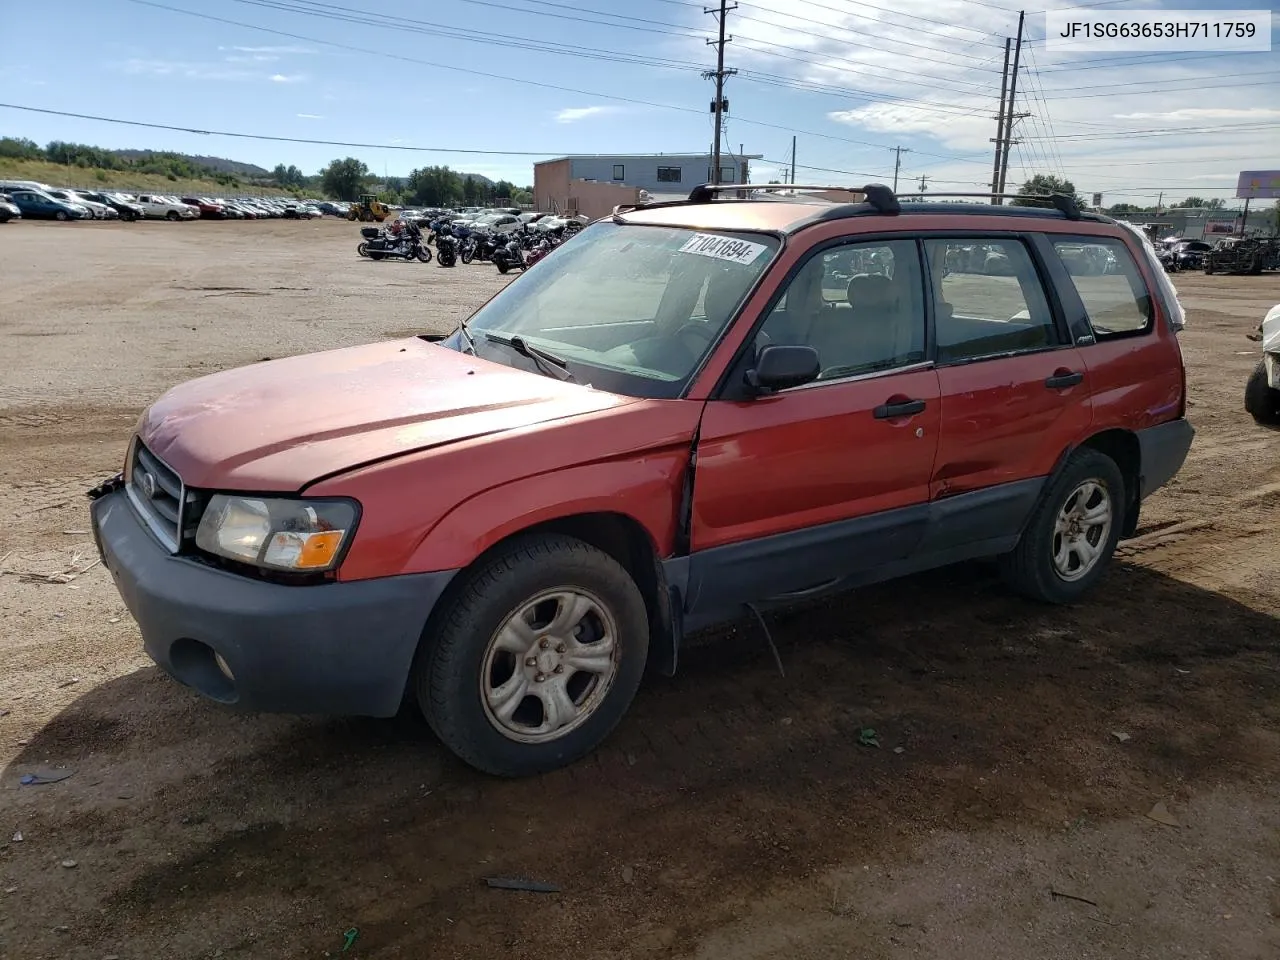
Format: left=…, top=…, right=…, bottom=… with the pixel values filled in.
left=554, top=105, right=616, bottom=124
left=220, top=45, right=315, bottom=54
left=225, top=54, right=280, bottom=63
left=270, top=73, right=305, bottom=83
left=118, top=59, right=255, bottom=82
left=664, top=0, right=1280, bottom=203
left=296, top=113, right=325, bottom=119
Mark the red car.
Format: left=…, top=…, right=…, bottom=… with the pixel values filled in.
left=180, top=196, right=226, bottom=219
left=90, top=184, right=1193, bottom=776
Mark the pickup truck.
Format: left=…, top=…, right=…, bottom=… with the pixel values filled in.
left=131, top=194, right=199, bottom=221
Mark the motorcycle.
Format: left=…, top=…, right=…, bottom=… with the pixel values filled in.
left=357, top=222, right=432, bottom=263
left=436, top=230, right=459, bottom=268
left=492, top=236, right=528, bottom=274
left=466, top=233, right=504, bottom=264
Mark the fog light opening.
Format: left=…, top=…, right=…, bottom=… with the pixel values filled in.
left=168, top=637, right=239, bottom=704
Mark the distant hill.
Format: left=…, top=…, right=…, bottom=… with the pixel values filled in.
left=111, top=150, right=271, bottom=178
left=458, top=172, right=495, bottom=187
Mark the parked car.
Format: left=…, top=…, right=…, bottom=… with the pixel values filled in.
left=130, top=194, right=198, bottom=220
left=0, top=192, right=21, bottom=222
left=77, top=191, right=146, bottom=221
left=180, top=197, right=228, bottom=219
left=89, top=185, right=1193, bottom=777
left=6, top=188, right=88, bottom=220
left=46, top=189, right=118, bottom=220
left=1245, top=302, right=1280, bottom=425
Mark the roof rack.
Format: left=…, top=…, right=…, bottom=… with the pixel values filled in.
left=686, top=182, right=901, bottom=214
left=897, top=191, right=1082, bottom=220
left=610, top=184, right=1082, bottom=221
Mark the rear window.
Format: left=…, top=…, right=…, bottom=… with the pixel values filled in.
left=1052, top=238, right=1153, bottom=338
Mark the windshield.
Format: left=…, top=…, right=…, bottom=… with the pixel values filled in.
left=452, top=221, right=779, bottom=398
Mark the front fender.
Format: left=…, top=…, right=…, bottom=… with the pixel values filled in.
left=404, top=449, right=689, bottom=573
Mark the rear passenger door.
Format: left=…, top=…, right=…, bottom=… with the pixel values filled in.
left=1044, top=235, right=1184, bottom=431
left=923, top=236, right=1092, bottom=509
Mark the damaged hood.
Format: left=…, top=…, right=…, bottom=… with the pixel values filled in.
left=138, top=337, right=634, bottom=490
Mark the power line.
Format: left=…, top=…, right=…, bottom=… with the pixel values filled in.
left=118, top=0, right=986, bottom=162
left=0, top=103, right=567, bottom=154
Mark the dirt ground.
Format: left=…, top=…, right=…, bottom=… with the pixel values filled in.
left=1, top=217, right=1278, bottom=960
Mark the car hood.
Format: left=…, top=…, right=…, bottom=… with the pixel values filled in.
left=138, top=337, right=637, bottom=491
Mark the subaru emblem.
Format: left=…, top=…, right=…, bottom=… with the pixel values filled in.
left=140, top=471, right=158, bottom=500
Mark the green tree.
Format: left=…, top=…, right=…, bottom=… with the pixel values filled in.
left=1106, top=202, right=1147, bottom=216
left=407, top=165, right=463, bottom=206
left=462, top=175, right=480, bottom=204
left=1178, top=196, right=1224, bottom=210
left=272, top=163, right=306, bottom=187
left=492, top=179, right=517, bottom=204
left=0, top=136, right=42, bottom=159
left=1011, top=173, right=1083, bottom=208
left=321, top=157, right=369, bottom=200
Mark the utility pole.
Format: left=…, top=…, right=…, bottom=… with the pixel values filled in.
left=703, top=0, right=738, bottom=186
left=790, top=135, right=796, bottom=186
left=995, top=10, right=1026, bottom=201
left=918, top=174, right=929, bottom=193
left=890, top=145, right=912, bottom=192
left=990, top=37, right=1011, bottom=202
left=1156, top=191, right=1163, bottom=215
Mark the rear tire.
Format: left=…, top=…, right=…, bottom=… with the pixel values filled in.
left=999, top=448, right=1125, bottom=604
left=357, top=242, right=370, bottom=258
left=1245, top=360, right=1280, bottom=425
left=496, top=258, right=510, bottom=274
left=414, top=534, right=649, bottom=777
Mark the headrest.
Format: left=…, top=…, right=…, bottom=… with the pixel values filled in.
left=847, top=272, right=895, bottom=312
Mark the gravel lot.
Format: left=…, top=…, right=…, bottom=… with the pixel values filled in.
left=1, top=217, right=1278, bottom=960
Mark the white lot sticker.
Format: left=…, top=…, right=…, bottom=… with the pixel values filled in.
left=678, top=233, right=769, bottom=265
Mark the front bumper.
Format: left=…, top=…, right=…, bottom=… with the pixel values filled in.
left=91, top=490, right=457, bottom=717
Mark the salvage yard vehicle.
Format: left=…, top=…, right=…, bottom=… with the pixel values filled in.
left=0, top=193, right=20, bottom=222
left=131, top=193, right=198, bottom=220
left=1245, top=302, right=1280, bottom=425
left=6, top=187, right=89, bottom=220
left=89, top=183, right=1193, bottom=777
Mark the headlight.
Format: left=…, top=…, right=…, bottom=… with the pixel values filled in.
left=195, top=495, right=358, bottom=572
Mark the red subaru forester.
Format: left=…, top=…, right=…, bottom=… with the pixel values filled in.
left=91, top=184, right=1193, bottom=776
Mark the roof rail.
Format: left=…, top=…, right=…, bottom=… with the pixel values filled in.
left=687, top=182, right=900, bottom=213
left=900, top=191, right=1082, bottom=220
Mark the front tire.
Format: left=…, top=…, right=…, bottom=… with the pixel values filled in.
left=166, top=210, right=180, bottom=222
left=416, top=245, right=432, bottom=263
left=999, top=448, right=1125, bottom=604
left=357, top=242, right=370, bottom=258
left=1245, top=360, right=1280, bottom=425
left=415, top=535, right=649, bottom=777
left=55, top=211, right=69, bottom=222
left=496, top=258, right=510, bottom=274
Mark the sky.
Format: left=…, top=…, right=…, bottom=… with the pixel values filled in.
left=1, top=0, right=1276, bottom=206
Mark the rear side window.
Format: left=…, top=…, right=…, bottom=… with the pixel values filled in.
left=1052, top=238, right=1153, bottom=338
left=923, top=238, right=1058, bottom=364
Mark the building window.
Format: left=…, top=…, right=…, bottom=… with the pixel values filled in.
left=720, top=165, right=736, bottom=183
left=612, top=164, right=625, bottom=181
left=656, top=166, right=682, bottom=183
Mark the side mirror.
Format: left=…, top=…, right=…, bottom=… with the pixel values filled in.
left=745, top=344, right=820, bottom=394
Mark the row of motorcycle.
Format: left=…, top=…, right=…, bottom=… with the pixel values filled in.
left=356, top=218, right=577, bottom=272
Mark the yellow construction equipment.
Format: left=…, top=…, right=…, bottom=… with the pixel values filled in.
left=347, top=194, right=390, bottom=222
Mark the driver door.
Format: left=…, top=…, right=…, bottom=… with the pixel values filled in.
left=686, top=237, right=940, bottom=622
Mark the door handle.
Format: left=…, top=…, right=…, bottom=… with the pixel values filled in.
left=1045, top=370, right=1084, bottom=389
left=873, top=398, right=926, bottom=419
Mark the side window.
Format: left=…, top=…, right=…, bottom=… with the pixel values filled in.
left=1052, top=238, right=1153, bottom=338
left=923, top=238, right=1057, bottom=364
left=757, top=239, right=926, bottom=381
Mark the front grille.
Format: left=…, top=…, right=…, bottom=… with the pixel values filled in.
left=126, top=440, right=206, bottom=552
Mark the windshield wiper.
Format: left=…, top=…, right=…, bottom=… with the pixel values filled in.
left=456, top=318, right=477, bottom=355
left=484, top=332, right=576, bottom=382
